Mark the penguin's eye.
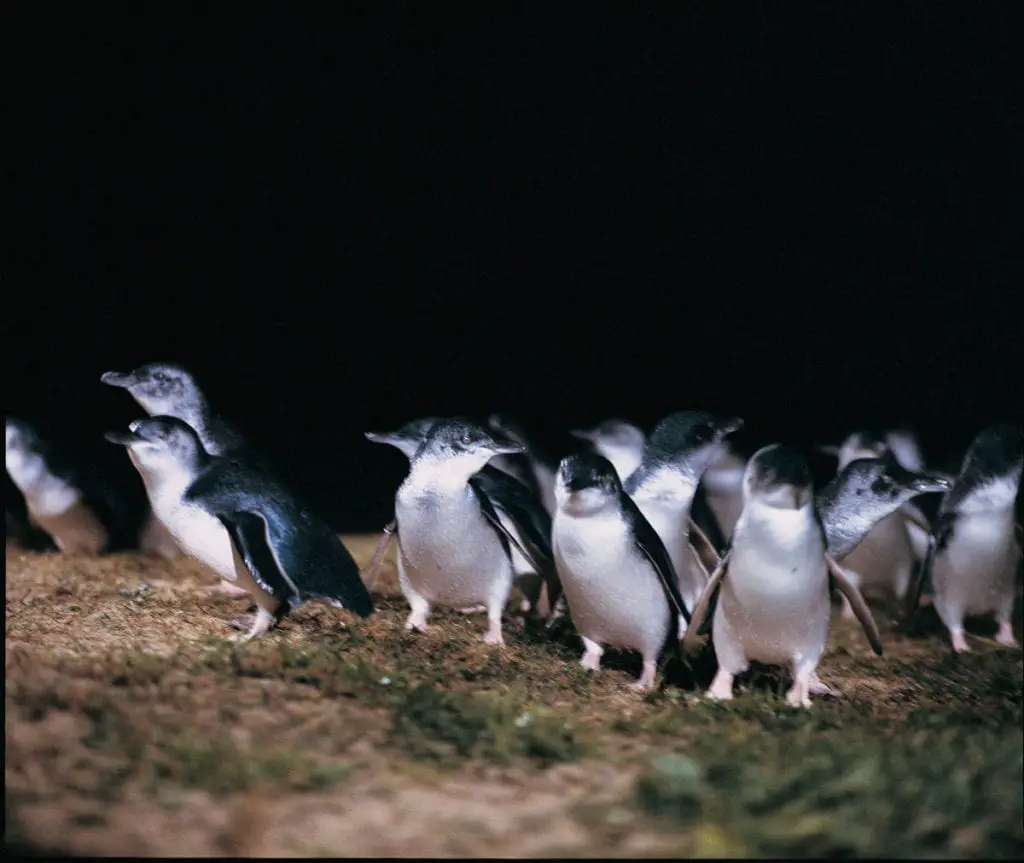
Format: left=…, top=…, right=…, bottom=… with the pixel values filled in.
left=153, top=372, right=168, bottom=384
left=460, top=433, right=474, bottom=445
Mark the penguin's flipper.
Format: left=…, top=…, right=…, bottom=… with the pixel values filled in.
left=688, top=518, right=722, bottom=572
left=187, top=460, right=374, bottom=618
left=470, top=466, right=563, bottom=608
left=216, top=512, right=297, bottom=610
left=691, top=486, right=727, bottom=552
left=826, top=554, right=883, bottom=656
left=620, top=492, right=691, bottom=626
left=362, top=518, right=398, bottom=591
left=904, top=511, right=954, bottom=622
left=682, top=550, right=731, bottom=655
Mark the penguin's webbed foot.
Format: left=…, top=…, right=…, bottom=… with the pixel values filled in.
left=951, top=630, right=971, bottom=653
left=207, top=581, right=251, bottom=599
left=706, top=669, right=735, bottom=701
left=629, top=660, right=658, bottom=692
left=808, top=672, right=843, bottom=698
left=229, top=607, right=278, bottom=643
left=995, top=621, right=1020, bottom=648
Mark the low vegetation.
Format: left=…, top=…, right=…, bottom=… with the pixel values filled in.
left=5, top=535, right=1023, bottom=857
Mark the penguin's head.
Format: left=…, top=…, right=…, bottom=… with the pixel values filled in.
left=963, top=423, right=1024, bottom=480
left=646, top=410, right=744, bottom=477
left=744, top=444, right=814, bottom=510
left=104, top=415, right=207, bottom=472
left=839, top=450, right=951, bottom=508
left=101, top=361, right=202, bottom=417
left=413, top=418, right=524, bottom=474
left=365, top=417, right=443, bottom=461
left=956, top=423, right=1024, bottom=509
left=555, top=451, right=621, bottom=515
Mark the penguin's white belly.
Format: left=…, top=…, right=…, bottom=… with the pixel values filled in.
left=396, top=487, right=512, bottom=607
left=151, top=493, right=236, bottom=580
left=633, top=499, right=704, bottom=609
left=553, top=512, right=671, bottom=655
left=139, top=509, right=183, bottom=560
left=933, top=514, right=1020, bottom=616
left=841, top=511, right=914, bottom=597
left=717, top=545, right=830, bottom=666
left=28, top=496, right=108, bottom=554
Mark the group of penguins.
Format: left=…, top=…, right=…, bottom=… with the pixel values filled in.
left=6, top=361, right=1023, bottom=708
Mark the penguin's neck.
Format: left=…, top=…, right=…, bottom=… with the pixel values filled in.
left=404, top=455, right=480, bottom=497
left=132, top=453, right=203, bottom=504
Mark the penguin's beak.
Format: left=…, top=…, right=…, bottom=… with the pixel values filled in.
left=911, top=472, right=952, bottom=494
left=364, top=430, right=401, bottom=446
left=104, top=428, right=143, bottom=446
left=715, top=417, right=745, bottom=438
left=569, top=428, right=594, bottom=442
left=101, top=370, right=135, bottom=388
left=489, top=438, right=526, bottom=456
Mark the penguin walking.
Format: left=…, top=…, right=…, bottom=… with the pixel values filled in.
left=551, top=452, right=690, bottom=690
left=105, top=416, right=373, bottom=641
left=5, top=417, right=155, bottom=555
left=385, top=418, right=560, bottom=645
left=366, top=417, right=560, bottom=619
left=684, top=445, right=883, bottom=709
left=622, top=411, right=744, bottom=629
left=906, top=423, right=1023, bottom=652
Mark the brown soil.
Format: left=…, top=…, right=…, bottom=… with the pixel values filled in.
left=5, top=535, right=1023, bottom=858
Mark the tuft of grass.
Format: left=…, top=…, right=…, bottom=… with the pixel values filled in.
left=389, top=683, right=592, bottom=767
left=634, top=722, right=1024, bottom=858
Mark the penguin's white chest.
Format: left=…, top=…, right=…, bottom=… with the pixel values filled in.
left=933, top=512, right=1019, bottom=614
left=553, top=509, right=671, bottom=655
left=146, top=482, right=236, bottom=580
left=715, top=509, right=831, bottom=666
left=395, top=482, right=512, bottom=606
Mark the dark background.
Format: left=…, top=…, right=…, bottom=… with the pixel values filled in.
left=8, top=3, right=1022, bottom=531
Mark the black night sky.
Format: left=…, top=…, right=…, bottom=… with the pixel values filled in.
left=8, top=4, right=1023, bottom=531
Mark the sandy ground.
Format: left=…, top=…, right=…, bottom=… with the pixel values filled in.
left=5, top=534, right=1023, bottom=858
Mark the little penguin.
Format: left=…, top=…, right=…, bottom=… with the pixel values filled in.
left=684, top=444, right=883, bottom=708
left=570, top=418, right=646, bottom=482
left=106, top=416, right=373, bottom=640
left=388, top=417, right=561, bottom=644
left=5, top=417, right=152, bottom=555
left=101, top=361, right=244, bottom=456
left=551, top=451, right=691, bottom=690
left=623, top=410, right=744, bottom=629
left=488, top=413, right=559, bottom=517
left=906, top=422, right=1023, bottom=653
left=366, top=416, right=561, bottom=618
left=825, top=435, right=952, bottom=615
left=689, top=449, right=950, bottom=642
